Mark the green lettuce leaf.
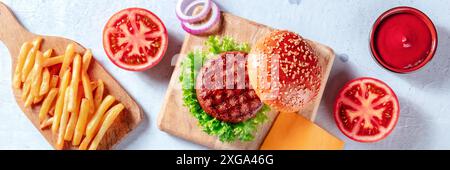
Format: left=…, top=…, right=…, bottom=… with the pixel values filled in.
left=179, top=36, right=269, bottom=142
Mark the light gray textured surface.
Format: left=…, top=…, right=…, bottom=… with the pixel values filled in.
left=1, top=0, right=449, bottom=150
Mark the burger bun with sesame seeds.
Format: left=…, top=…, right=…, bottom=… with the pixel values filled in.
left=248, top=30, right=323, bottom=113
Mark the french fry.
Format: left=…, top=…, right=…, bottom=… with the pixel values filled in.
left=68, top=54, right=81, bottom=112
left=39, top=68, right=51, bottom=96
left=59, top=44, right=75, bottom=78
left=13, top=42, right=33, bottom=89
left=32, top=37, right=43, bottom=49
left=50, top=75, right=59, bottom=89
left=52, top=70, right=71, bottom=133
left=82, top=72, right=95, bottom=114
left=21, top=37, right=42, bottom=82
left=89, top=103, right=125, bottom=150
left=86, top=95, right=115, bottom=138
left=80, top=49, right=95, bottom=114
left=49, top=106, right=55, bottom=116
left=33, top=50, right=52, bottom=98
left=22, top=50, right=40, bottom=101
left=65, top=85, right=83, bottom=141
left=56, top=89, right=71, bottom=150
left=82, top=49, right=92, bottom=73
left=40, top=117, right=53, bottom=130
left=94, top=80, right=104, bottom=109
left=79, top=135, right=92, bottom=150
left=73, top=99, right=90, bottom=146
left=21, top=47, right=37, bottom=82
left=43, top=55, right=64, bottom=67
left=39, top=88, right=58, bottom=123
left=91, top=81, right=98, bottom=91
left=47, top=77, right=57, bottom=116
left=24, top=92, right=34, bottom=107
left=80, top=90, right=112, bottom=150
left=31, top=51, right=44, bottom=97
left=52, top=97, right=63, bottom=133
left=43, top=49, right=53, bottom=58
left=21, top=75, right=32, bottom=100
left=33, top=95, right=45, bottom=104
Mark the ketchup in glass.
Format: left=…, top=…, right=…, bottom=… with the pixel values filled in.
left=370, top=7, right=438, bottom=73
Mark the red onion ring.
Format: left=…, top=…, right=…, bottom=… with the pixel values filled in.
left=183, top=0, right=205, bottom=14
left=176, top=0, right=212, bottom=23
left=181, top=1, right=220, bottom=35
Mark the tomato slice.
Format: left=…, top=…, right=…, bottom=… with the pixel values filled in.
left=103, top=8, right=168, bottom=71
left=334, top=77, right=400, bottom=142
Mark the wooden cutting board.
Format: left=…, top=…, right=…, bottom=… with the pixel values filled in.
left=0, top=2, right=143, bottom=150
left=158, top=12, right=335, bottom=150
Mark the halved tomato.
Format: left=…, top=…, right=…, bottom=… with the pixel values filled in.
left=334, top=77, right=400, bottom=142
left=103, top=8, right=168, bottom=71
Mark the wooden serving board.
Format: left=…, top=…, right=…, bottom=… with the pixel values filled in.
left=158, top=12, right=335, bottom=150
left=0, top=2, right=143, bottom=150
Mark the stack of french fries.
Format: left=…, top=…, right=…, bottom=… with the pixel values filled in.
left=13, top=37, right=125, bottom=150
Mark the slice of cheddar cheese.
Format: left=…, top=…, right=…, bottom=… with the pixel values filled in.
left=260, top=112, right=344, bottom=150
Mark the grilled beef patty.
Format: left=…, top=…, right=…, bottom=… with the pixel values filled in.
left=196, top=52, right=263, bottom=123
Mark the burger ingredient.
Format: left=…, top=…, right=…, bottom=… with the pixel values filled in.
left=261, top=112, right=344, bottom=150
left=196, top=52, right=263, bottom=123
left=180, top=1, right=221, bottom=35
left=103, top=8, right=168, bottom=71
left=176, top=0, right=212, bottom=23
left=334, top=77, right=399, bottom=142
left=180, top=36, right=270, bottom=142
left=248, top=30, right=322, bottom=112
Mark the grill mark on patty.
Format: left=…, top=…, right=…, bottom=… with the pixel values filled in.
left=196, top=52, right=263, bottom=123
